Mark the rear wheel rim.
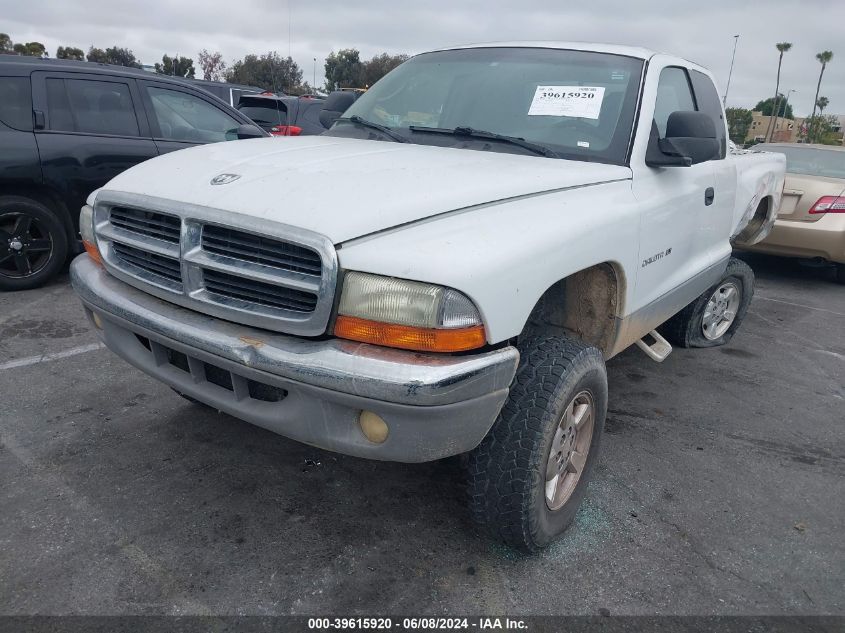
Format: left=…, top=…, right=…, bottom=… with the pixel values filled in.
left=545, top=390, right=595, bottom=511
left=0, top=211, right=54, bottom=279
left=702, top=281, right=741, bottom=340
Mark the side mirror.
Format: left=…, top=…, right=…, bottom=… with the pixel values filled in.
left=236, top=124, right=265, bottom=140
left=646, top=111, right=720, bottom=167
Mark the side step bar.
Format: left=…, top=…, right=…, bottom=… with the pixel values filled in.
left=635, top=329, right=673, bottom=362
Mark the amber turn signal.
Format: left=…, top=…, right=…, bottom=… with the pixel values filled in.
left=334, top=315, right=486, bottom=353
left=83, top=239, right=103, bottom=266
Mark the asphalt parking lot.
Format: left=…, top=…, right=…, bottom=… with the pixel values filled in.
left=0, top=253, right=842, bottom=616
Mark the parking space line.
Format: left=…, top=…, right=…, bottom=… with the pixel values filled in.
left=0, top=342, right=105, bottom=371
left=755, top=295, right=845, bottom=318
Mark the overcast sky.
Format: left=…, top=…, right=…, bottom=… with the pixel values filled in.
left=4, top=0, right=842, bottom=116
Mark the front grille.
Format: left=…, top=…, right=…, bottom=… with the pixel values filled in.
left=113, top=242, right=182, bottom=284
left=203, top=269, right=318, bottom=313
left=95, top=195, right=336, bottom=336
left=110, top=207, right=180, bottom=243
left=202, top=225, right=322, bottom=276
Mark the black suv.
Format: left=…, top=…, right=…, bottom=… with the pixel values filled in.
left=0, top=55, right=265, bottom=291
left=236, top=94, right=327, bottom=136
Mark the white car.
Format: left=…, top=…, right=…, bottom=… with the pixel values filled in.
left=71, top=42, right=785, bottom=551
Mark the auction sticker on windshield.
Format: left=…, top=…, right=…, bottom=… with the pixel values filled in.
left=528, top=86, right=605, bottom=119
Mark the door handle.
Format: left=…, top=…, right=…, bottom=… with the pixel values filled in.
left=33, top=110, right=45, bottom=130
left=704, top=187, right=715, bottom=206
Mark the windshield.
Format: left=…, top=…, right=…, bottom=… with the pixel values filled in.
left=327, top=47, right=644, bottom=164
left=758, top=145, right=845, bottom=180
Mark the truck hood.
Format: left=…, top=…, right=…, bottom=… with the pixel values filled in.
left=103, top=136, right=631, bottom=243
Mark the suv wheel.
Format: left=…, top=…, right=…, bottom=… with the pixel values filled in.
left=0, top=196, right=68, bottom=291
left=467, top=335, right=607, bottom=552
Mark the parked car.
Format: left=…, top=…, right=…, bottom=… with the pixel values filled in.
left=71, top=42, right=784, bottom=551
left=735, top=143, right=845, bottom=283
left=182, top=78, right=265, bottom=107
left=236, top=93, right=327, bottom=136
left=0, top=55, right=265, bottom=290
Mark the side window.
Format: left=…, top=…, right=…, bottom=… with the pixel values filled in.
left=690, top=70, right=727, bottom=159
left=653, top=67, right=696, bottom=137
left=46, top=78, right=140, bottom=136
left=0, top=77, right=33, bottom=131
left=145, top=86, right=241, bottom=143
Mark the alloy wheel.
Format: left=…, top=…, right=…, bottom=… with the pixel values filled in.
left=0, top=212, right=54, bottom=279
left=545, top=390, right=595, bottom=511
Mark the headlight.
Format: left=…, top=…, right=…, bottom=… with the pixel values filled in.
left=334, top=271, right=486, bottom=352
left=79, top=204, right=102, bottom=266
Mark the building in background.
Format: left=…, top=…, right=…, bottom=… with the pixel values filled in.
left=746, top=113, right=844, bottom=145
left=746, top=112, right=804, bottom=143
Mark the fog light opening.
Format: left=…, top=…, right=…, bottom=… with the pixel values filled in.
left=359, top=410, right=389, bottom=444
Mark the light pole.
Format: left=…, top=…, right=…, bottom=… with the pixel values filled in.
left=313, top=57, right=317, bottom=91
left=723, top=35, right=740, bottom=106
left=780, top=89, right=796, bottom=140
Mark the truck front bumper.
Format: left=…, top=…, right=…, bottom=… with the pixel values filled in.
left=70, top=255, right=519, bottom=462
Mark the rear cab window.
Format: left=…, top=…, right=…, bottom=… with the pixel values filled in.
left=0, top=76, right=33, bottom=131
left=689, top=70, right=727, bottom=158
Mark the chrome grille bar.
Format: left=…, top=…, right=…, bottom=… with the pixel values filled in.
left=93, top=191, right=338, bottom=336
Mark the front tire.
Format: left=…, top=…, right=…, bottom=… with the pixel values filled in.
left=0, top=196, right=68, bottom=291
left=467, top=335, right=607, bottom=552
left=660, top=257, right=754, bottom=348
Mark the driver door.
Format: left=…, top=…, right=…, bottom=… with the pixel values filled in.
left=632, top=65, right=718, bottom=308
left=138, top=81, right=245, bottom=155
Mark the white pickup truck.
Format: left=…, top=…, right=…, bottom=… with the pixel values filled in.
left=71, top=42, right=785, bottom=551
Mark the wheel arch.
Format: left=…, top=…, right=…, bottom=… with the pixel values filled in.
left=0, top=184, right=76, bottom=247
left=521, top=261, right=627, bottom=357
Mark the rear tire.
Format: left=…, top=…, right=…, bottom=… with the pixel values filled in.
left=0, top=196, right=68, bottom=291
left=467, top=335, right=607, bottom=552
left=660, top=257, right=754, bottom=348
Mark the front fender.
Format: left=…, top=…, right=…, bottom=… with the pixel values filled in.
left=336, top=179, right=638, bottom=344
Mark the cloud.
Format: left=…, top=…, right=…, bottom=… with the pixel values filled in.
left=4, top=0, right=841, bottom=115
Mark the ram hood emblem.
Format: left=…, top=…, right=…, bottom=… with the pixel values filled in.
left=210, top=173, right=241, bottom=185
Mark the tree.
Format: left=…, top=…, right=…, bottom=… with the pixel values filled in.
left=809, top=51, right=833, bottom=142
left=753, top=95, right=794, bottom=119
left=816, top=96, right=829, bottom=115
left=155, top=54, right=195, bottom=78
left=0, top=33, right=13, bottom=54
left=227, top=52, right=301, bottom=92
left=725, top=107, right=753, bottom=144
left=198, top=49, right=226, bottom=81
left=361, top=52, right=409, bottom=87
left=12, top=41, right=47, bottom=57
left=324, top=49, right=364, bottom=92
left=765, top=42, right=792, bottom=142
left=86, top=46, right=141, bottom=68
left=802, top=114, right=840, bottom=145
left=56, top=46, right=85, bottom=61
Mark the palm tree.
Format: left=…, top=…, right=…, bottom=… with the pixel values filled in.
left=816, top=96, right=829, bottom=114
left=809, top=51, right=833, bottom=141
left=765, top=42, right=792, bottom=142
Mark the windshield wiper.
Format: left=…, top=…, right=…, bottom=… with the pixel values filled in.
left=336, top=115, right=409, bottom=143
left=408, top=125, right=558, bottom=158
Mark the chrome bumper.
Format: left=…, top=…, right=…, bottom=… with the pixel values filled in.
left=70, top=255, right=519, bottom=462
